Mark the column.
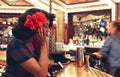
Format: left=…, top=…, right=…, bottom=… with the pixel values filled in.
left=56, top=10, right=65, bottom=42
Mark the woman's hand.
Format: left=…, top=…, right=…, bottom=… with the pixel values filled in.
left=48, top=60, right=60, bottom=77
left=48, top=60, right=58, bottom=68
left=34, top=27, right=47, bottom=45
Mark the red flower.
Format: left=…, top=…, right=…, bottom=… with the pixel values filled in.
left=24, top=12, right=47, bottom=30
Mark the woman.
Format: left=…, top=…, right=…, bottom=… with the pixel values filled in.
left=93, top=21, right=120, bottom=76
left=3, top=8, right=55, bottom=77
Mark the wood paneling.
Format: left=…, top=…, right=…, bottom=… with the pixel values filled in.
left=1, top=0, right=33, bottom=6
left=0, top=50, right=6, bottom=65
left=60, top=0, right=99, bottom=5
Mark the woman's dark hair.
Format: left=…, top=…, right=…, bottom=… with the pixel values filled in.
left=12, top=8, right=55, bottom=40
left=41, top=10, right=55, bottom=28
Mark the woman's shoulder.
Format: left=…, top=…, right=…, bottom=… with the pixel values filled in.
left=9, top=37, right=29, bottom=46
left=7, top=37, right=33, bottom=51
left=10, top=37, right=22, bottom=43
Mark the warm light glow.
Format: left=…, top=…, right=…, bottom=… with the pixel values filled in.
left=113, top=0, right=120, bottom=2
left=7, top=0, right=19, bottom=2
left=0, top=0, right=117, bottom=21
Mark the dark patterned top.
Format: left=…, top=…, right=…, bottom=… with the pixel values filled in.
left=3, top=37, right=39, bottom=77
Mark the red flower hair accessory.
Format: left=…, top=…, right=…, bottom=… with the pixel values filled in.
left=24, top=12, right=47, bottom=30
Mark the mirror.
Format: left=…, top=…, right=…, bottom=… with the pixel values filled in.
left=71, top=10, right=111, bottom=46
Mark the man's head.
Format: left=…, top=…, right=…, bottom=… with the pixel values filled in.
left=106, top=21, right=120, bottom=35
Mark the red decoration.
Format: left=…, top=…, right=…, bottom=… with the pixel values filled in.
left=24, top=12, right=47, bottom=30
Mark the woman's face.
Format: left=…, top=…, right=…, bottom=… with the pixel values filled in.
left=45, top=19, right=50, bottom=36
left=106, top=22, right=117, bottom=35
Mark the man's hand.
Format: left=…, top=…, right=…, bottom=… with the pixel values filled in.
left=92, top=52, right=103, bottom=58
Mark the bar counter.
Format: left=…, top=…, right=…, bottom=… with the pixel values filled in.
left=56, top=63, right=113, bottom=77
left=0, top=50, right=113, bottom=77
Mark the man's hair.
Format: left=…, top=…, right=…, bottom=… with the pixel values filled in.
left=111, top=21, right=120, bottom=32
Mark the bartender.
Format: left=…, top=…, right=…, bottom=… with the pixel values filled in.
left=93, top=21, right=120, bottom=76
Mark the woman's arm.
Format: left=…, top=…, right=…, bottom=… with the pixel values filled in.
left=20, top=44, right=49, bottom=77
left=21, top=27, right=49, bottom=77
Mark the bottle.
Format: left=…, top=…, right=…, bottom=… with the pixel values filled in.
left=76, top=47, right=84, bottom=67
left=85, top=55, right=90, bottom=71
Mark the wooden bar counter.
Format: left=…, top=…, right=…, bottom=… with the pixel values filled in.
left=56, top=63, right=113, bottom=77
left=0, top=50, right=113, bottom=77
